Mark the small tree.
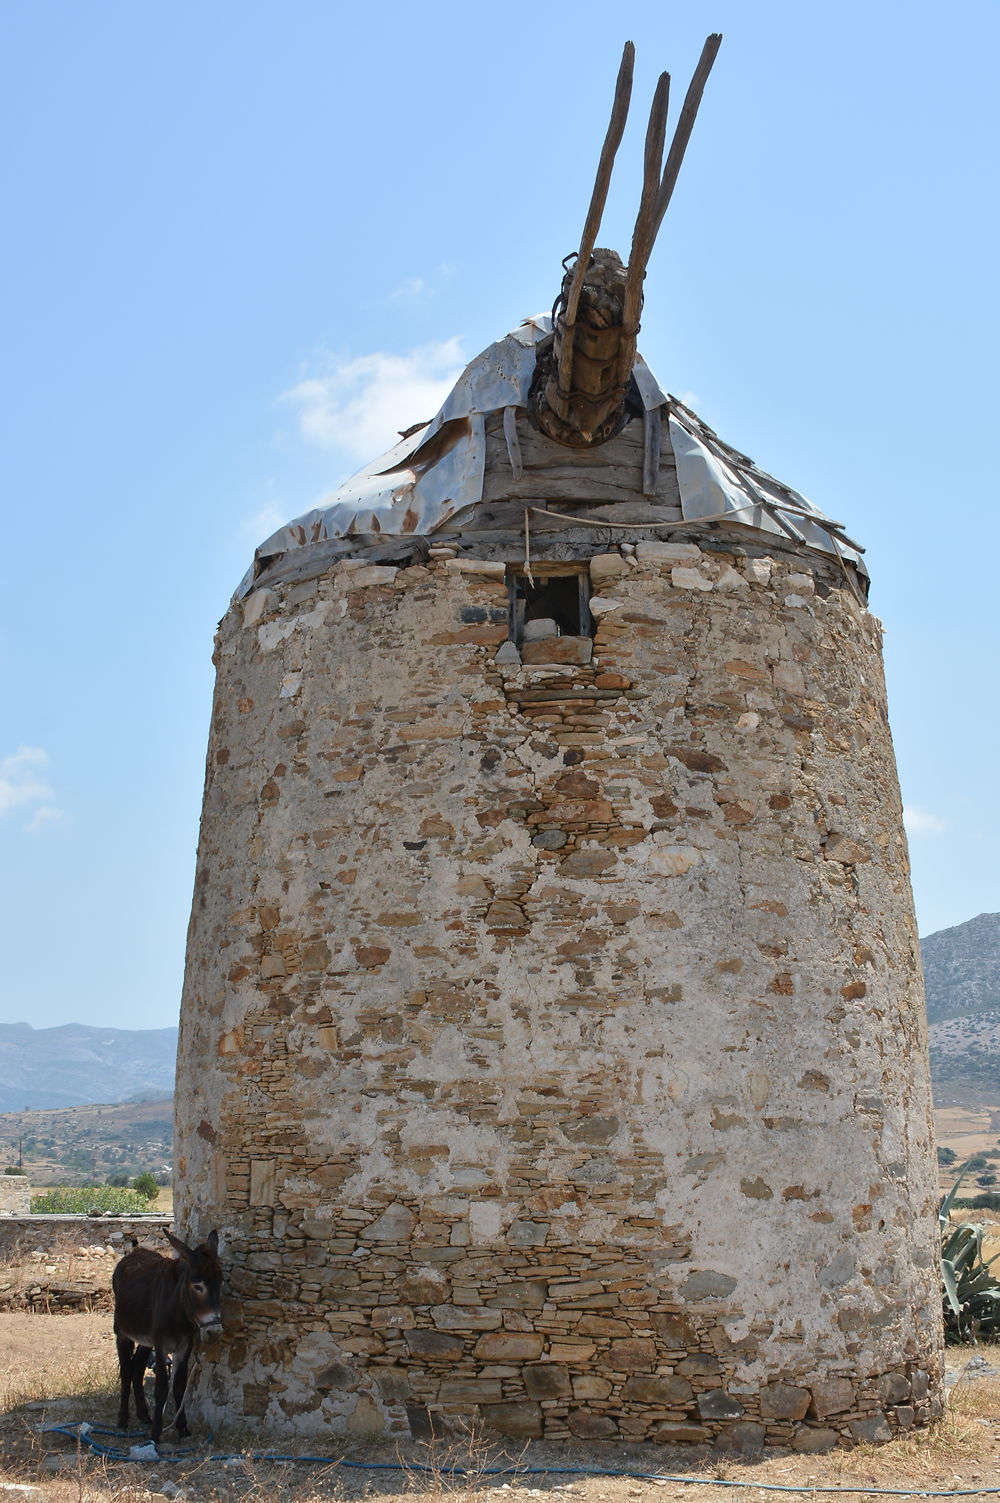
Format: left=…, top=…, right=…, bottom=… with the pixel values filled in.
left=937, top=1146, right=958, bottom=1166
left=106, top=1172, right=130, bottom=1188
left=132, top=1172, right=158, bottom=1202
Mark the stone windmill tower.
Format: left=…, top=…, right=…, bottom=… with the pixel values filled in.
left=175, top=40, right=943, bottom=1452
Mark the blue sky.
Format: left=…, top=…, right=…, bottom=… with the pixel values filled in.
left=2, top=1, right=997, bottom=1030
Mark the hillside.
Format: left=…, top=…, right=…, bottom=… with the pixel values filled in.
left=921, top=914, right=1000, bottom=1104
left=922, top=913, right=1000, bottom=1023
left=0, top=1095, right=173, bottom=1185
left=0, top=1022, right=177, bottom=1112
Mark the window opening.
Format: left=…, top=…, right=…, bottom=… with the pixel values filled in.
left=508, top=568, right=592, bottom=647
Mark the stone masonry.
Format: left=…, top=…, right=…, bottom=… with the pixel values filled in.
left=175, top=530, right=944, bottom=1450
left=0, top=1176, right=30, bottom=1215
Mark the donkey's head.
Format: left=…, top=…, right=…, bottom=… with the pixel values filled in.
left=164, top=1228, right=224, bottom=1337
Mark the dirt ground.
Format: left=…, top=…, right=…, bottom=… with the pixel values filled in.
left=4, top=1313, right=1000, bottom=1503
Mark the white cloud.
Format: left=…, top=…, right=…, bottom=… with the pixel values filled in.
left=0, top=746, right=64, bottom=832
left=282, top=337, right=466, bottom=465
left=904, top=805, right=948, bottom=836
left=26, top=805, right=68, bottom=835
left=387, top=276, right=432, bottom=303
left=241, top=501, right=288, bottom=540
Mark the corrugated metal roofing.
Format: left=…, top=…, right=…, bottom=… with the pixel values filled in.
left=238, top=317, right=863, bottom=597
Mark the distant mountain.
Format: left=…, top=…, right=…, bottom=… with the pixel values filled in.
left=922, top=913, right=1000, bottom=1023
left=922, top=914, right=1000, bottom=1103
left=0, top=1022, right=177, bottom=1112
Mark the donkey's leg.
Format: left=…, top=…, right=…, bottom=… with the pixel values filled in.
left=116, top=1336, right=135, bottom=1430
left=171, top=1344, right=192, bottom=1438
left=150, top=1348, right=170, bottom=1444
left=131, top=1345, right=152, bottom=1424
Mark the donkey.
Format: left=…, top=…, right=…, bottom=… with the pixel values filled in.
left=112, top=1228, right=222, bottom=1443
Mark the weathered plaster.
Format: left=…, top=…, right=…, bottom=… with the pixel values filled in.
left=176, top=537, right=942, bottom=1449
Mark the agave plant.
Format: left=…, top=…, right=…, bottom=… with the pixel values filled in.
left=940, top=1162, right=1000, bottom=1342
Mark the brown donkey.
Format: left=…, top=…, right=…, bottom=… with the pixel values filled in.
left=113, top=1229, right=222, bottom=1444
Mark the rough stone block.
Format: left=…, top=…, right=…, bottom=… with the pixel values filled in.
left=622, top=1374, right=694, bottom=1405
left=589, top=552, right=628, bottom=588
left=650, top=1311, right=699, bottom=1346
left=370, top=1306, right=416, bottom=1330
left=560, top=848, right=618, bottom=878
left=242, top=588, right=278, bottom=627
left=712, top=1422, right=766, bottom=1457
left=316, top=1361, right=358, bottom=1390
left=363, top=1204, right=416, bottom=1242
left=506, top=1220, right=547, bottom=1247
left=405, top=1329, right=465, bottom=1358
left=636, top=542, right=702, bottom=563
left=879, top=1371, right=911, bottom=1404
left=523, top=618, right=559, bottom=642
left=759, top=1382, right=811, bottom=1420
left=521, top=636, right=592, bottom=665
left=676, top=1354, right=722, bottom=1376
left=608, top=1338, right=657, bottom=1371
left=849, top=1412, right=892, bottom=1444
left=573, top=1375, right=612, bottom=1399
left=524, top=1363, right=572, bottom=1399
left=474, top=1332, right=544, bottom=1361
left=671, top=567, right=713, bottom=592
left=792, top=1425, right=839, bottom=1453
left=680, top=1270, right=737, bottom=1302
left=480, top=1401, right=544, bottom=1438
left=443, top=558, right=506, bottom=579
left=347, top=566, right=398, bottom=589
left=430, top=1305, right=503, bottom=1331
left=568, top=1412, right=619, bottom=1439
left=650, top=1422, right=711, bottom=1444
left=697, top=1389, right=745, bottom=1421
left=492, top=1279, right=547, bottom=1309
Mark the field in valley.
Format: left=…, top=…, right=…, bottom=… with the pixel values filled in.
left=0, top=1100, right=172, bottom=1188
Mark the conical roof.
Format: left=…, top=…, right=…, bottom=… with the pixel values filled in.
left=239, top=317, right=863, bottom=598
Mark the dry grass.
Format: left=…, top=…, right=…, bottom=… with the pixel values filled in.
left=4, top=1326, right=1000, bottom=1503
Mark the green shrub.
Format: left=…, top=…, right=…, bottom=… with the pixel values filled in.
left=970, top=1193, right=1000, bottom=1211
left=3, top=1166, right=26, bottom=1176
left=30, top=1185, right=154, bottom=1215
left=938, top=1146, right=958, bottom=1166
left=132, top=1172, right=158, bottom=1202
left=941, top=1164, right=1000, bottom=1342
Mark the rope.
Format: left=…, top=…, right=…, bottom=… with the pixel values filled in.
left=40, top=1421, right=1000, bottom=1496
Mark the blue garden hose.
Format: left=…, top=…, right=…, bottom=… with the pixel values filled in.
left=40, top=1420, right=1000, bottom=1497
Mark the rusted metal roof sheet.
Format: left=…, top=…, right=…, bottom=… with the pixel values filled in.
left=238, top=317, right=863, bottom=596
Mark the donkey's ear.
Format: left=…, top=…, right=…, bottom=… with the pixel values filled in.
left=205, top=1229, right=219, bottom=1255
left=164, top=1228, right=193, bottom=1259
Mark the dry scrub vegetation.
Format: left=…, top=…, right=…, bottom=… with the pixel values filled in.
left=3, top=1312, right=1000, bottom=1503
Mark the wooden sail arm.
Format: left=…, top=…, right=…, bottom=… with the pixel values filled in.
left=555, top=41, right=635, bottom=404
left=534, top=36, right=722, bottom=450
left=618, top=34, right=723, bottom=378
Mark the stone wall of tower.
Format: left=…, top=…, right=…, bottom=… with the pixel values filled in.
left=175, top=535, right=943, bottom=1450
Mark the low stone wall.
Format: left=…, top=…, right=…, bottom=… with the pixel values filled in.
left=0, top=1215, right=171, bottom=1256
